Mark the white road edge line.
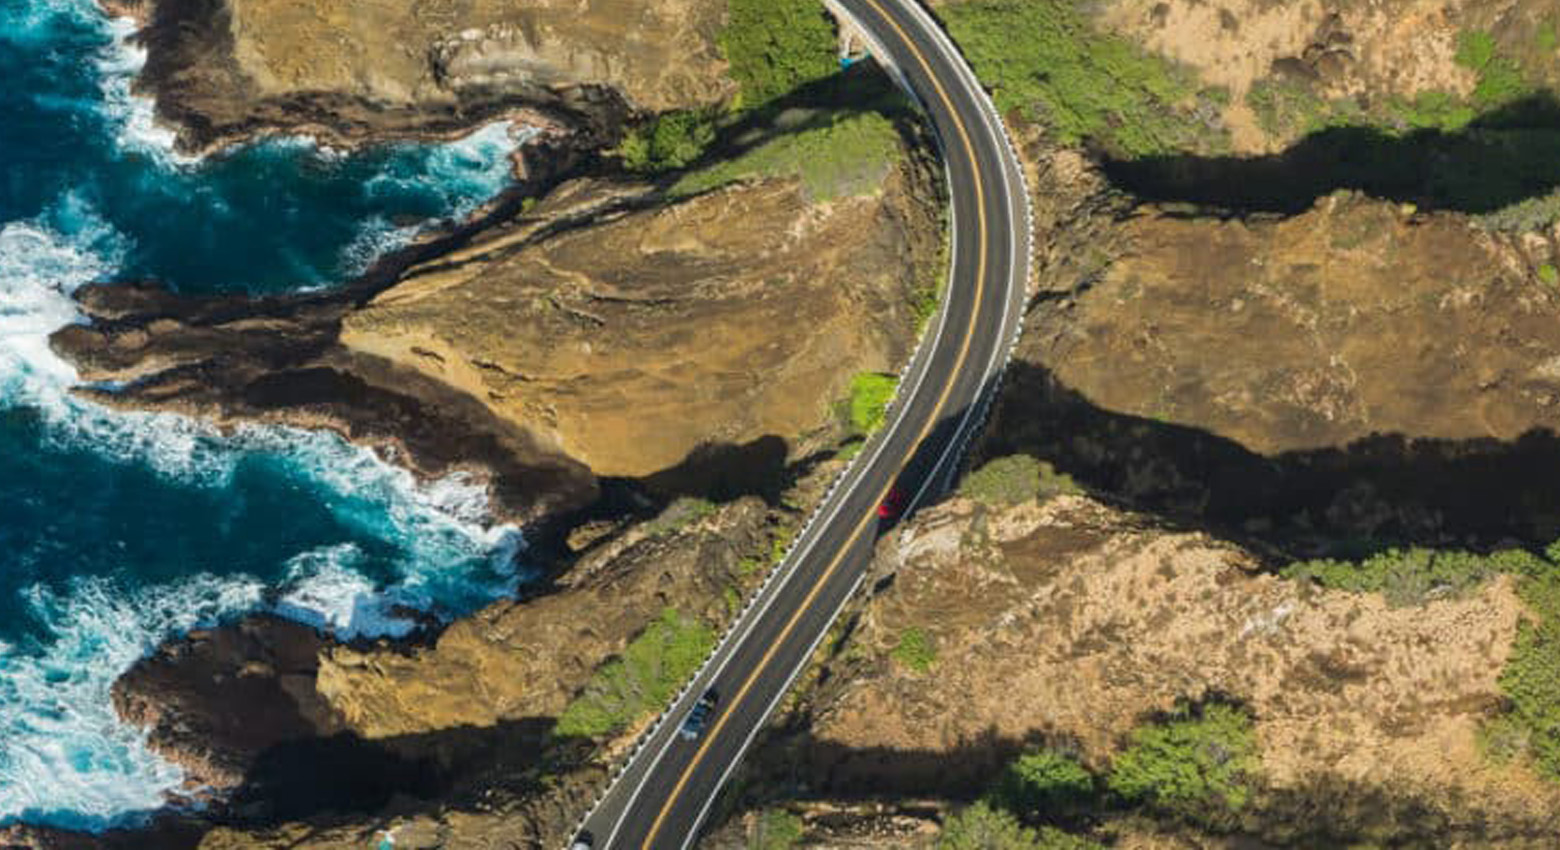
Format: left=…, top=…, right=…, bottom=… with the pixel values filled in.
left=575, top=0, right=1036, bottom=843
left=675, top=0, right=1035, bottom=841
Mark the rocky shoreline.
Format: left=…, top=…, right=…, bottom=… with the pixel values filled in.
left=22, top=0, right=1560, bottom=846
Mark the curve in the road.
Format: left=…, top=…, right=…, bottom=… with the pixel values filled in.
left=575, top=1, right=1033, bottom=846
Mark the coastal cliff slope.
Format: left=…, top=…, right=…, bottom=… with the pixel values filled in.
left=109, top=0, right=732, bottom=151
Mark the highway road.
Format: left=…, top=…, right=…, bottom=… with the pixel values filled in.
left=574, top=1, right=1031, bottom=846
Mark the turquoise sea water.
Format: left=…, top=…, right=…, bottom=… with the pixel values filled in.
left=1, top=0, right=530, bottom=829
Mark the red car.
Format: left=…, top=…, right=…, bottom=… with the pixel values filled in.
left=877, top=486, right=908, bottom=519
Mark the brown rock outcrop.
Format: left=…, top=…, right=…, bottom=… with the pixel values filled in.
left=340, top=169, right=934, bottom=478
left=111, top=0, right=733, bottom=153
left=784, top=495, right=1560, bottom=843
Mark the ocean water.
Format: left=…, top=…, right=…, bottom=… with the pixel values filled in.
left=1, top=0, right=532, bottom=830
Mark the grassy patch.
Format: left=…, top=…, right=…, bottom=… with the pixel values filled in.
left=961, top=455, right=1082, bottom=506
left=844, top=371, right=898, bottom=436
left=671, top=110, right=902, bottom=201
left=721, top=0, right=839, bottom=108
left=1107, top=701, right=1258, bottom=826
left=618, top=109, right=720, bottom=173
left=644, top=496, right=718, bottom=537
left=940, top=0, right=1226, bottom=157
left=554, top=608, right=716, bottom=738
left=751, top=809, right=805, bottom=849
left=1542, top=263, right=1560, bottom=285
left=891, top=626, right=936, bottom=673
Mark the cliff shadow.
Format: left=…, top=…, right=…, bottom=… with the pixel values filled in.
left=1103, top=93, right=1560, bottom=215
left=979, top=360, right=1560, bottom=558
left=216, top=716, right=579, bottom=826
left=720, top=730, right=1560, bottom=846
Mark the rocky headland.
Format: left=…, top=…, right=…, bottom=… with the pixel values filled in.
left=24, top=0, right=1560, bottom=846
left=102, top=0, right=733, bottom=155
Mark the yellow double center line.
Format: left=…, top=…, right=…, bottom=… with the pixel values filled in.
left=639, top=1, right=993, bottom=845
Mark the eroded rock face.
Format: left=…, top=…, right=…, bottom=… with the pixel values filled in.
left=118, top=0, right=731, bottom=152
left=341, top=170, right=934, bottom=478
left=795, top=495, right=1559, bottom=841
left=1034, top=191, right=1560, bottom=456
left=317, top=495, right=775, bottom=738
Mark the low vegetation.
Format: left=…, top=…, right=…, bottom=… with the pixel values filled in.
left=618, top=110, right=720, bottom=173
left=721, top=0, right=839, bottom=108
left=554, top=607, right=716, bottom=738
left=644, top=496, right=718, bottom=537
left=1283, top=543, right=1560, bottom=780
left=1479, top=188, right=1560, bottom=232
left=1245, top=27, right=1541, bottom=141
left=939, top=0, right=1227, bottom=157
left=961, top=454, right=1082, bottom=506
left=993, top=748, right=1096, bottom=820
left=671, top=110, right=903, bottom=201
left=1107, top=701, right=1258, bottom=826
left=842, top=371, right=898, bottom=436
left=890, top=626, right=936, bottom=673
left=750, top=808, right=805, bottom=849
left=939, top=802, right=1102, bottom=849
left=939, top=705, right=1256, bottom=845
left=1281, top=546, right=1534, bottom=607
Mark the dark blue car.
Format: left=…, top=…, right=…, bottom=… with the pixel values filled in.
left=680, top=688, right=720, bottom=741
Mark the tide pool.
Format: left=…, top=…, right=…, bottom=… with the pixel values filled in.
left=0, top=0, right=532, bottom=830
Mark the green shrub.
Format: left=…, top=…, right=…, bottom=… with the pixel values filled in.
left=1453, top=30, right=1531, bottom=109
left=619, top=110, right=719, bottom=173
left=845, top=371, right=898, bottom=435
left=1541, top=263, right=1560, bottom=286
left=1479, top=189, right=1560, bottom=232
left=671, top=110, right=902, bottom=202
left=891, top=626, right=936, bottom=673
left=940, top=803, right=1101, bottom=849
left=1388, top=89, right=1479, bottom=131
left=1106, top=702, right=1258, bottom=825
left=752, top=808, right=805, bottom=849
left=940, top=0, right=1226, bottom=157
left=721, top=0, right=838, bottom=107
left=961, top=455, right=1082, bottom=505
left=994, top=747, right=1097, bottom=819
left=554, top=608, right=715, bottom=738
left=1455, top=30, right=1499, bottom=71
left=1281, top=546, right=1540, bottom=606
left=1499, top=564, right=1560, bottom=778
left=962, top=455, right=1042, bottom=505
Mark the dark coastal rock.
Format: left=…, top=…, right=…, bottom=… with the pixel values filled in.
left=111, top=615, right=341, bottom=794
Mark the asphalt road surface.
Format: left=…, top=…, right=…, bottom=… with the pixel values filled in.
left=575, top=1, right=1031, bottom=846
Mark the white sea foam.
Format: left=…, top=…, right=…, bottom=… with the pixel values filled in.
left=0, top=200, right=524, bottom=828
left=95, top=15, right=194, bottom=167
left=342, top=121, right=531, bottom=274
left=0, top=574, right=266, bottom=829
